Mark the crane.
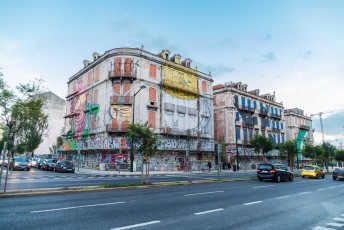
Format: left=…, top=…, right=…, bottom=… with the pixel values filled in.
left=310, top=109, right=344, bottom=143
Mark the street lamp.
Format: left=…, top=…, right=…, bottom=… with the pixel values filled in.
left=130, top=85, right=146, bottom=172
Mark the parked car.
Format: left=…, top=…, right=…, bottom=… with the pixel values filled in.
left=301, top=165, right=325, bottom=179
left=9, top=157, right=31, bottom=171
left=41, top=159, right=57, bottom=171
left=35, top=159, right=45, bottom=169
left=332, top=167, right=344, bottom=180
left=257, top=163, right=293, bottom=182
left=0, top=157, right=8, bottom=167
left=30, top=158, right=40, bottom=167
left=54, top=160, right=75, bottom=173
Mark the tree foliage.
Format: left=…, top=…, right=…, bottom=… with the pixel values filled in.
left=250, top=134, right=274, bottom=157
left=278, top=140, right=297, bottom=169
left=335, top=150, right=344, bottom=162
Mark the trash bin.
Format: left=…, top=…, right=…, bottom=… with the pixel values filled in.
left=99, top=163, right=106, bottom=171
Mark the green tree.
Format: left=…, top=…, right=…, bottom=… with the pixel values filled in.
left=302, top=143, right=315, bottom=159
left=250, top=134, right=274, bottom=158
left=127, top=122, right=159, bottom=183
left=321, top=142, right=336, bottom=172
left=335, top=150, right=344, bottom=165
left=278, top=140, right=297, bottom=169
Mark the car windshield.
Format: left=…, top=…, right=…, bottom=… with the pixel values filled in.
left=48, top=160, right=57, bottom=163
left=14, top=158, right=27, bottom=162
left=303, top=166, right=314, bottom=170
left=335, top=168, right=343, bottom=172
left=64, top=161, right=73, bottom=165
left=259, top=165, right=272, bottom=170
left=33, top=158, right=39, bottom=161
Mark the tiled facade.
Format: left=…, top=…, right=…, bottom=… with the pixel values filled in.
left=62, top=48, right=214, bottom=171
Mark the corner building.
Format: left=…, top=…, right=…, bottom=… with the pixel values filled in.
left=62, top=48, right=214, bottom=171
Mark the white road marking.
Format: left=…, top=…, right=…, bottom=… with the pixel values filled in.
left=276, top=196, right=290, bottom=199
left=317, top=188, right=325, bottom=191
left=253, top=185, right=275, bottom=189
left=328, top=186, right=337, bottom=189
left=341, top=214, right=344, bottom=216
left=243, top=201, right=262, bottom=206
left=333, top=217, right=344, bottom=222
left=313, top=226, right=336, bottom=230
left=327, top=223, right=344, bottom=227
left=195, top=208, right=224, bottom=215
left=293, top=181, right=306, bottom=184
left=184, top=191, right=224, bottom=196
left=31, top=201, right=125, bottom=213
left=298, top=192, right=310, bottom=195
left=111, top=220, right=160, bottom=230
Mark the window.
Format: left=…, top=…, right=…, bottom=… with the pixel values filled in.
left=277, top=135, right=280, bottom=144
left=93, top=90, right=98, bottom=103
left=95, top=66, right=100, bottom=82
left=281, top=122, right=284, bottom=130
left=275, top=108, right=278, bottom=115
left=243, top=128, right=247, bottom=140
left=202, top=81, right=207, bottom=93
left=149, top=87, right=156, bottom=102
left=149, top=64, right=156, bottom=78
left=236, top=112, right=240, bottom=121
left=249, top=129, right=253, bottom=140
left=247, top=99, right=251, bottom=109
left=87, top=71, right=92, bottom=86
left=241, top=97, right=246, bottom=107
left=236, top=127, right=241, bottom=140
left=234, top=95, right=239, bottom=106
left=281, top=134, right=285, bottom=143
left=271, top=106, right=274, bottom=115
left=253, top=101, right=257, bottom=109
left=148, top=110, right=156, bottom=128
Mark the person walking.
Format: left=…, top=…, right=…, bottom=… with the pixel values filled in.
left=207, top=161, right=212, bottom=172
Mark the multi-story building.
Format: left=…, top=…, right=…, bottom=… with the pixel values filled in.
left=213, top=82, right=285, bottom=169
left=35, top=91, right=66, bottom=155
left=284, top=108, right=313, bottom=165
left=62, top=47, right=214, bottom=171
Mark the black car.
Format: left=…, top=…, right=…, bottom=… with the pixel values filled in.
left=9, top=157, right=31, bottom=171
left=54, top=160, right=75, bottom=173
left=35, top=159, right=45, bottom=169
left=41, top=159, right=57, bottom=171
left=257, top=163, right=293, bottom=182
left=333, top=167, right=344, bottom=180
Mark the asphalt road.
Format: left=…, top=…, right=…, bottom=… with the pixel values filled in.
left=1, top=176, right=344, bottom=230
left=0, top=168, right=257, bottom=191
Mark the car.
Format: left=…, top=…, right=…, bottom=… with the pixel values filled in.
left=332, top=167, right=344, bottom=180
left=30, top=158, right=40, bottom=167
left=257, top=163, right=293, bottom=182
left=9, top=157, right=31, bottom=171
left=54, top=160, right=75, bottom=173
left=0, top=157, right=8, bottom=167
left=301, top=165, right=325, bottom=179
left=41, top=159, right=57, bottom=171
left=35, top=159, right=45, bottom=169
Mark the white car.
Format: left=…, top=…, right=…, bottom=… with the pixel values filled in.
left=30, top=158, right=40, bottom=167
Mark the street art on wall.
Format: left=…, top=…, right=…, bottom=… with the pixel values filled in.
left=158, top=137, right=214, bottom=152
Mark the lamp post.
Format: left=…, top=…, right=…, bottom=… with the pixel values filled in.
left=235, top=117, right=240, bottom=172
left=130, top=85, right=146, bottom=172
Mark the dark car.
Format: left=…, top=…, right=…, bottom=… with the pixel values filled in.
left=257, top=163, right=293, bottom=182
left=35, top=159, right=45, bottom=169
left=54, top=160, right=75, bottom=173
left=333, top=167, right=344, bottom=180
left=41, top=159, right=57, bottom=171
left=9, top=157, right=30, bottom=171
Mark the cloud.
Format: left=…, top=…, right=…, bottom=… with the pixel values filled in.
left=298, top=50, right=312, bottom=59
left=261, top=52, right=276, bottom=63
left=262, top=34, right=272, bottom=42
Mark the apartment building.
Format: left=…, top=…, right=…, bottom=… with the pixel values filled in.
left=213, top=82, right=285, bottom=168
left=62, top=47, right=214, bottom=171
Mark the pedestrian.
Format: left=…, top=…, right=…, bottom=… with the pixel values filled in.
left=208, top=161, right=212, bottom=172
left=228, top=162, right=232, bottom=171
left=188, top=160, right=193, bottom=173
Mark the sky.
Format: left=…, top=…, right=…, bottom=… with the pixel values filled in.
left=0, top=0, right=343, bottom=147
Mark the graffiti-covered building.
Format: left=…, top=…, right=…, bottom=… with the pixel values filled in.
left=62, top=47, right=214, bottom=171
left=213, top=82, right=285, bottom=169
left=284, top=108, right=313, bottom=165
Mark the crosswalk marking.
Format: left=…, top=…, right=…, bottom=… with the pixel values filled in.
left=326, top=223, right=344, bottom=227
left=333, top=217, right=344, bottom=222
left=313, top=226, right=335, bottom=230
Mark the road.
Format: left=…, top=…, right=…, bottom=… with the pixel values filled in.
left=0, top=168, right=257, bottom=191
left=1, top=176, right=344, bottom=230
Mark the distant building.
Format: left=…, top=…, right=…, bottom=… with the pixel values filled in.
left=284, top=108, right=313, bottom=164
left=213, top=82, right=285, bottom=168
left=35, top=91, right=66, bottom=155
left=61, top=47, right=214, bottom=171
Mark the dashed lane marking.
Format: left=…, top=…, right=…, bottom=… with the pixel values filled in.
left=111, top=220, right=160, bottom=230
left=243, top=201, right=262, bottom=206
left=195, top=208, right=224, bottom=215
left=298, top=192, right=310, bottom=195
left=276, top=196, right=290, bottom=199
left=253, top=185, right=275, bottom=189
left=184, top=191, right=224, bottom=197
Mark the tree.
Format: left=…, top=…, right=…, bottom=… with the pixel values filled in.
left=127, top=122, right=159, bottom=183
left=250, top=134, right=274, bottom=158
left=0, top=76, right=48, bottom=157
left=335, top=150, right=344, bottom=166
left=302, top=143, right=315, bottom=159
left=278, top=140, right=297, bottom=169
left=321, top=142, right=336, bottom=172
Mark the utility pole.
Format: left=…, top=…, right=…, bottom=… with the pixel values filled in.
left=0, top=142, right=7, bottom=189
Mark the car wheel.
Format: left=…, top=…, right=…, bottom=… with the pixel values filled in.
left=258, top=177, right=263, bottom=181
left=302, top=175, right=305, bottom=178
left=289, top=175, right=293, bottom=181
left=322, top=174, right=325, bottom=179
left=333, top=176, right=337, bottom=180
left=276, top=175, right=281, bottom=183
left=27, top=168, right=30, bottom=171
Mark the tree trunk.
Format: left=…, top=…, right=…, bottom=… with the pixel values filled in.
left=141, top=156, right=144, bottom=184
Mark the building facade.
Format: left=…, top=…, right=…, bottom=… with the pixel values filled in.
left=35, top=91, right=66, bottom=155
left=284, top=108, right=313, bottom=164
left=213, top=82, right=285, bottom=169
left=62, top=48, right=214, bottom=171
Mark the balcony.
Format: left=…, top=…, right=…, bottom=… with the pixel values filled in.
left=260, top=108, right=268, bottom=116
left=162, top=79, right=198, bottom=96
left=110, top=96, right=133, bottom=105
left=108, top=61, right=137, bottom=80
left=299, top=125, right=310, bottom=131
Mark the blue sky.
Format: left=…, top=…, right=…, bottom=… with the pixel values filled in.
left=0, top=0, right=343, bottom=147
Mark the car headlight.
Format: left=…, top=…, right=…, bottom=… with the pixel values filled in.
left=63, top=167, right=66, bottom=169
left=15, top=163, right=19, bottom=166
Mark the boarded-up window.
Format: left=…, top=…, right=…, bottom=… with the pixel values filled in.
left=148, top=111, right=156, bottom=128
left=95, top=66, right=100, bottom=81
left=123, top=82, right=131, bottom=94
left=113, top=84, right=120, bottom=94
left=149, top=64, right=156, bottom=78
left=73, top=81, right=77, bottom=93
left=124, top=58, right=133, bottom=77
left=87, top=71, right=92, bottom=86
left=149, top=87, right=156, bottom=101
left=213, top=96, right=216, bottom=105
left=202, top=81, right=207, bottom=93
left=93, top=90, right=98, bottom=103
left=114, top=58, right=121, bottom=76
